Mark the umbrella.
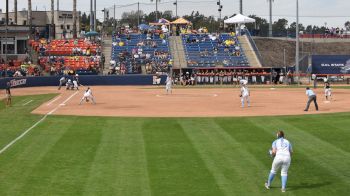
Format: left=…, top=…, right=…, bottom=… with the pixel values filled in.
left=138, top=24, right=150, bottom=30
left=85, top=31, right=99, bottom=37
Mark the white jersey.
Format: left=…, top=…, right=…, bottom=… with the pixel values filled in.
left=166, top=77, right=172, bottom=85
left=272, top=138, right=292, bottom=158
left=84, top=89, right=92, bottom=97
left=241, top=86, right=249, bottom=97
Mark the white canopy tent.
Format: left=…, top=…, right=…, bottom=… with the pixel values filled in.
left=224, top=14, right=255, bottom=35
left=224, top=14, right=256, bottom=24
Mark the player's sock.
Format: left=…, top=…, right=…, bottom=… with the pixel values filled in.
left=281, top=175, right=288, bottom=189
left=267, top=172, right=275, bottom=186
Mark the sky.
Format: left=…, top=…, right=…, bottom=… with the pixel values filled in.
left=1, top=0, right=349, bottom=28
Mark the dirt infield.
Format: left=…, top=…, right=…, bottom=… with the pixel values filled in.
left=8, top=86, right=350, bottom=117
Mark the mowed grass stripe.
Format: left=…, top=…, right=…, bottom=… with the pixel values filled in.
left=0, top=94, right=57, bottom=148
left=250, top=117, right=350, bottom=195
left=12, top=116, right=104, bottom=195
left=284, top=114, right=350, bottom=153
left=0, top=116, right=75, bottom=195
left=142, top=119, right=223, bottom=196
left=83, top=118, right=151, bottom=196
left=180, top=119, right=271, bottom=196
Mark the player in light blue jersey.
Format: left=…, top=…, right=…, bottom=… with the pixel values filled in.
left=265, top=130, right=293, bottom=192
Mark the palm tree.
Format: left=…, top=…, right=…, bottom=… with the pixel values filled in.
left=51, top=0, right=55, bottom=39
left=268, top=0, right=274, bottom=37
left=14, top=0, right=17, bottom=24
left=73, top=0, right=77, bottom=38
left=28, top=0, right=32, bottom=27
left=150, top=0, right=160, bottom=21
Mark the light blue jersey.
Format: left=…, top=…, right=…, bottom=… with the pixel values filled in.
left=272, top=138, right=292, bottom=158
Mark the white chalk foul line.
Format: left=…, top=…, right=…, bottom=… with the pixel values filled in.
left=46, top=95, right=61, bottom=106
left=22, top=100, right=33, bottom=106
left=0, top=91, right=79, bottom=155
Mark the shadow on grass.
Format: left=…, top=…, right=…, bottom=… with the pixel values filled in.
left=288, top=181, right=331, bottom=190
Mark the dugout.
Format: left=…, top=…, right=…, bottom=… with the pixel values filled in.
left=172, top=67, right=274, bottom=84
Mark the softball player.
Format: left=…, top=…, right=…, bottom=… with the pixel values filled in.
left=265, top=130, right=293, bottom=192
left=79, top=87, right=96, bottom=105
left=165, top=75, right=173, bottom=94
left=324, top=81, right=332, bottom=101
left=239, top=80, right=250, bottom=107
left=5, top=82, right=12, bottom=107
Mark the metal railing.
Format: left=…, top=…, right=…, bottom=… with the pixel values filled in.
left=244, top=29, right=265, bottom=67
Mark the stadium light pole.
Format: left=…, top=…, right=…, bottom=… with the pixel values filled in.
left=295, top=0, right=300, bottom=84
left=268, top=0, right=273, bottom=37
left=240, top=0, right=243, bottom=14
left=173, top=0, right=178, bottom=18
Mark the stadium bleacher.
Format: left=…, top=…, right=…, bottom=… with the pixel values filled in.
left=182, top=33, right=250, bottom=67
left=111, top=33, right=171, bottom=74
left=30, top=38, right=102, bottom=75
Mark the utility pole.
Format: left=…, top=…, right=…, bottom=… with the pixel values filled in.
left=295, top=0, right=300, bottom=84
left=269, top=0, right=273, bottom=37
left=240, top=0, right=243, bottom=14
left=57, top=0, right=59, bottom=11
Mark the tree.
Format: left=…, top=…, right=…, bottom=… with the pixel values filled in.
left=273, top=18, right=288, bottom=36
left=150, top=0, right=161, bottom=21
left=345, top=21, right=350, bottom=31
left=73, top=0, right=77, bottom=38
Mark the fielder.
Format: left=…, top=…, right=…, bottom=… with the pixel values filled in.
left=79, top=87, right=96, bottom=105
left=165, top=75, right=173, bottom=94
left=324, top=81, right=332, bottom=101
left=5, top=82, right=12, bottom=107
left=265, top=130, right=293, bottom=193
left=239, top=80, right=250, bottom=107
left=58, top=76, right=66, bottom=90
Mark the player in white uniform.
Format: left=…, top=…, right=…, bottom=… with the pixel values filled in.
left=239, top=80, right=250, bottom=107
left=324, top=81, right=332, bottom=101
left=79, top=87, right=96, bottom=105
left=165, top=75, right=173, bottom=94
left=265, top=130, right=293, bottom=192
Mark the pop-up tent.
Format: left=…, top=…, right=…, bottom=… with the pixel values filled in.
left=224, top=14, right=255, bottom=24
left=171, top=17, right=192, bottom=25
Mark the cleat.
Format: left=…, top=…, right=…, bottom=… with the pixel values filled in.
left=265, top=182, right=270, bottom=190
left=281, top=188, right=286, bottom=192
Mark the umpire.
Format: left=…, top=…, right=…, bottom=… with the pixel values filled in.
left=304, top=87, right=319, bottom=111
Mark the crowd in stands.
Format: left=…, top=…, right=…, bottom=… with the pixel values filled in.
left=109, top=28, right=172, bottom=75
left=0, top=58, right=42, bottom=77
left=183, top=32, right=249, bottom=67
left=30, top=38, right=103, bottom=75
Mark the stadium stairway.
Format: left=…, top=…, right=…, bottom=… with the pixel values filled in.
left=238, top=35, right=262, bottom=67
left=102, top=36, right=112, bottom=74
left=169, top=36, right=187, bottom=69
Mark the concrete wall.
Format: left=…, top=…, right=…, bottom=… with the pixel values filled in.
left=0, top=75, right=166, bottom=89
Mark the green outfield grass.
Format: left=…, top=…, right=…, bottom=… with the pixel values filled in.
left=0, top=94, right=349, bottom=195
